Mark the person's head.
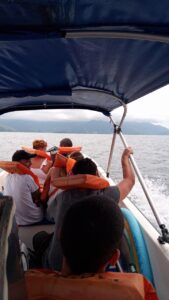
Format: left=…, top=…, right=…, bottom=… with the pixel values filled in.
left=32, top=140, right=47, bottom=151
left=12, top=150, right=36, bottom=169
left=60, top=195, right=124, bottom=275
left=72, top=158, right=97, bottom=176
left=60, top=138, right=73, bottom=147
left=69, top=151, right=84, bottom=162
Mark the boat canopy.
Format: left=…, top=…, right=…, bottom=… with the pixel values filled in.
left=0, top=1, right=169, bottom=115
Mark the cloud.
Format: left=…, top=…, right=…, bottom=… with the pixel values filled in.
left=125, top=85, right=169, bottom=128
left=1, top=109, right=106, bottom=122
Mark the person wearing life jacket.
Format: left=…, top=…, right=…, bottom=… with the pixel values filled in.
left=30, top=140, right=53, bottom=186
left=40, top=152, right=84, bottom=209
left=4, top=150, right=43, bottom=225
left=61, top=195, right=124, bottom=276
left=25, top=196, right=158, bottom=300
left=34, top=147, right=135, bottom=271
left=60, top=196, right=157, bottom=300
left=48, top=137, right=82, bottom=159
left=69, top=151, right=84, bottom=163
left=60, top=137, right=73, bottom=147
left=59, top=137, right=73, bottom=156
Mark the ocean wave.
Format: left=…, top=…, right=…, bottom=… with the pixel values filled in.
left=130, top=176, right=169, bottom=231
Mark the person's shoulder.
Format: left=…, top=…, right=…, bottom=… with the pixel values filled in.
left=5, top=173, right=21, bottom=181
left=5, top=173, right=12, bottom=183
left=55, top=189, right=78, bottom=205
left=102, top=185, right=120, bottom=202
left=105, top=185, right=119, bottom=192
left=25, top=174, right=39, bottom=188
left=24, top=174, right=35, bottom=181
left=64, top=188, right=87, bottom=198
left=5, top=173, right=12, bottom=178
left=56, top=189, right=71, bottom=199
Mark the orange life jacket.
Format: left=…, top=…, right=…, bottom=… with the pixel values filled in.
left=25, top=270, right=158, bottom=300
left=0, top=161, right=40, bottom=187
left=54, top=152, right=67, bottom=168
left=22, top=146, right=51, bottom=160
left=41, top=156, right=76, bottom=203
left=52, top=174, right=110, bottom=190
left=66, top=157, right=76, bottom=174
left=58, top=146, right=82, bottom=155
left=41, top=173, right=109, bottom=203
left=40, top=175, right=53, bottom=203
left=54, top=153, right=76, bottom=173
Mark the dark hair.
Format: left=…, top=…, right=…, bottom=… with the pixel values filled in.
left=60, top=138, right=73, bottom=147
left=69, top=151, right=84, bottom=162
left=72, top=158, right=97, bottom=175
left=60, top=195, right=124, bottom=275
left=12, top=150, right=36, bottom=162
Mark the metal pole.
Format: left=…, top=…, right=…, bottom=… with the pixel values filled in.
left=106, top=104, right=127, bottom=177
left=106, top=125, right=117, bottom=177
left=118, top=129, right=163, bottom=227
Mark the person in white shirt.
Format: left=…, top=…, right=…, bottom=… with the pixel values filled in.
left=4, top=150, right=43, bottom=225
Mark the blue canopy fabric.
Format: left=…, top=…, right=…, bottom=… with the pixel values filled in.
left=0, top=1, right=169, bottom=115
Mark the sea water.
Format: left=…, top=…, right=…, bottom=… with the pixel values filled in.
left=1, top=132, right=169, bottom=231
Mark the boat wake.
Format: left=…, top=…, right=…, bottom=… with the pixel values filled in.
left=130, top=177, right=169, bottom=231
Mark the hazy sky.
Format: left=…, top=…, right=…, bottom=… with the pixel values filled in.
left=1, top=85, right=169, bottom=128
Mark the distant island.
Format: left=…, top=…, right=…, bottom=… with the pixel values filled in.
left=0, top=119, right=169, bottom=135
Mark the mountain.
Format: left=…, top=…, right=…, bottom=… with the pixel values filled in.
left=0, top=123, right=15, bottom=132
left=0, top=119, right=169, bottom=135
left=122, top=122, right=169, bottom=135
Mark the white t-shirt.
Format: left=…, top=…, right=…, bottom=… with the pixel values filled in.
left=4, top=174, right=43, bottom=225
left=31, top=159, right=47, bottom=185
left=30, top=167, right=47, bottom=185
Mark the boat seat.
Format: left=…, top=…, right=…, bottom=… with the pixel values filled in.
left=0, top=196, right=27, bottom=300
left=121, top=208, right=154, bottom=286
left=25, top=269, right=157, bottom=300
left=19, top=224, right=55, bottom=250
left=0, top=196, right=13, bottom=300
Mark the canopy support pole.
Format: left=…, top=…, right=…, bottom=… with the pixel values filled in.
left=106, top=100, right=127, bottom=177
left=106, top=124, right=117, bottom=178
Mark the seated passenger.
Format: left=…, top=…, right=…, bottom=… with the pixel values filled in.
left=59, top=137, right=73, bottom=157
left=59, top=138, right=73, bottom=147
left=31, top=139, right=52, bottom=185
left=4, top=150, right=43, bottom=225
left=69, top=151, right=84, bottom=162
left=26, top=196, right=157, bottom=300
left=61, top=195, right=124, bottom=275
left=36, top=147, right=135, bottom=270
left=41, top=152, right=83, bottom=204
left=59, top=196, right=157, bottom=299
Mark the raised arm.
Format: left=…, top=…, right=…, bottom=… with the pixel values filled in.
left=117, top=147, right=135, bottom=201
